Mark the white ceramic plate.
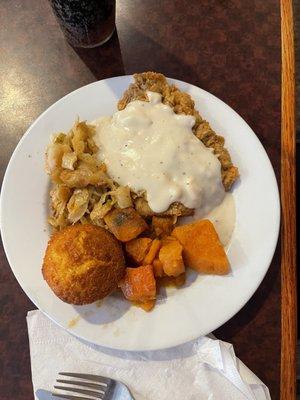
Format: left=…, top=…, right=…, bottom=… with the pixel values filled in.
left=0, top=76, right=280, bottom=351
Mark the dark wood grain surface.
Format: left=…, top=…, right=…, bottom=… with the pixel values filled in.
left=0, top=1, right=283, bottom=399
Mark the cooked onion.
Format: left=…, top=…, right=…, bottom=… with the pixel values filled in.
left=46, top=121, right=133, bottom=230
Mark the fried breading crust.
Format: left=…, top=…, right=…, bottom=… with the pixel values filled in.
left=134, top=198, right=193, bottom=218
left=42, top=224, right=125, bottom=304
left=118, top=72, right=239, bottom=192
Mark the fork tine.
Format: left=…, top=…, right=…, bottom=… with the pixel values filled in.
left=52, top=394, right=92, bottom=400
left=57, top=379, right=105, bottom=391
left=54, top=386, right=104, bottom=399
left=59, top=373, right=110, bottom=385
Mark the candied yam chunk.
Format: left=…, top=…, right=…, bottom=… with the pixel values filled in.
left=159, top=273, right=186, bottom=288
left=119, top=265, right=156, bottom=303
left=152, top=216, right=174, bottom=237
left=104, top=207, right=148, bottom=242
left=138, top=300, right=156, bottom=312
left=172, top=219, right=230, bottom=275
left=143, top=239, right=161, bottom=265
left=125, top=238, right=152, bottom=264
left=153, top=258, right=164, bottom=278
left=173, top=273, right=186, bottom=287
left=159, top=237, right=185, bottom=277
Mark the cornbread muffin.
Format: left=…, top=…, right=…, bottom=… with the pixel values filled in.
left=42, top=224, right=125, bottom=304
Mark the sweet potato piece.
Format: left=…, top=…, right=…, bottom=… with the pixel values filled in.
left=119, top=265, right=156, bottom=302
left=137, top=300, right=156, bottom=312
left=172, top=219, right=230, bottom=275
left=153, top=258, right=164, bottom=277
left=143, top=239, right=161, bottom=265
left=125, top=238, right=152, bottom=264
left=173, top=273, right=186, bottom=287
left=159, top=238, right=185, bottom=277
left=152, top=216, right=175, bottom=237
left=104, top=207, right=148, bottom=242
left=161, top=235, right=177, bottom=245
left=159, top=273, right=186, bottom=288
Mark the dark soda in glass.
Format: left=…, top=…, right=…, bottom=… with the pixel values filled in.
left=49, top=0, right=115, bottom=48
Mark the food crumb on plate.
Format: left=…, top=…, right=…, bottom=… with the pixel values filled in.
left=68, top=315, right=80, bottom=328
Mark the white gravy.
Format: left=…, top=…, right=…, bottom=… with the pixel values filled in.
left=93, top=91, right=225, bottom=215
left=93, top=91, right=236, bottom=245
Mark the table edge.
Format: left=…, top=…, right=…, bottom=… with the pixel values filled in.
left=280, top=0, right=297, bottom=398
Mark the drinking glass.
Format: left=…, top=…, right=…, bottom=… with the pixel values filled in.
left=49, top=0, right=116, bottom=48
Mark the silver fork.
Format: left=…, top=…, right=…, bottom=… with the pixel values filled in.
left=52, top=372, right=135, bottom=400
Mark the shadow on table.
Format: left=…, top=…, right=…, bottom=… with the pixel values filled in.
left=72, top=30, right=125, bottom=80
left=71, top=24, right=200, bottom=88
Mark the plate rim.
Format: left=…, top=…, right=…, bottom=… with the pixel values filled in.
left=0, top=75, right=280, bottom=351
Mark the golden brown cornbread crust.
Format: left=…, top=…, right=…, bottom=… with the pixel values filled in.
left=118, top=72, right=239, bottom=191
left=42, top=224, right=125, bottom=304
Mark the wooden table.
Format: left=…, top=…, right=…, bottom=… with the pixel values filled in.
left=0, top=1, right=296, bottom=398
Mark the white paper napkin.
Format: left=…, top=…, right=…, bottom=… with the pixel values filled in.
left=27, top=310, right=271, bottom=400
